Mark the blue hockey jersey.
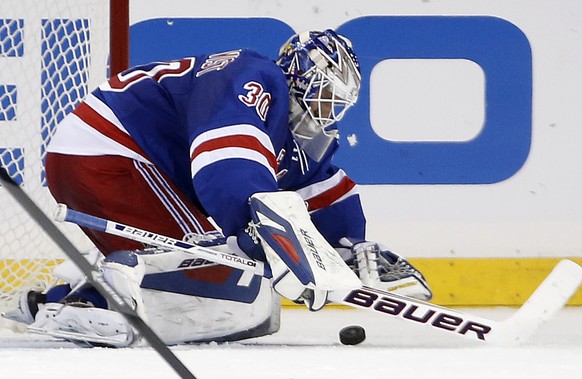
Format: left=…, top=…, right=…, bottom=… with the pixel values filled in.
left=49, top=49, right=366, bottom=248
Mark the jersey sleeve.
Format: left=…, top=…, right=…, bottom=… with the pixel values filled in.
left=295, top=164, right=367, bottom=247
left=186, top=51, right=290, bottom=237
left=275, top=133, right=367, bottom=247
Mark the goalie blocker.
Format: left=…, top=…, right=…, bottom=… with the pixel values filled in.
left=247, top=191, right=362, bottom=311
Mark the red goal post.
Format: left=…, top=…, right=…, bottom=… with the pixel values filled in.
left=0, top=0, right=129, bottom=320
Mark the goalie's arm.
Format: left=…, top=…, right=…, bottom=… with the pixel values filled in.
left=291, top=165, right=367, bottom=248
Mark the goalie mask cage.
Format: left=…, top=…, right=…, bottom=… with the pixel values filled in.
left=0, top=0, right=128, bottom=320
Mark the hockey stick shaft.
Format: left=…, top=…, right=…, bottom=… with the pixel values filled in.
left=57, top=204, right=582, bottom=345
left=55, top=204, right=266, bottom=277
left=0, top=168, right=197, bottom=379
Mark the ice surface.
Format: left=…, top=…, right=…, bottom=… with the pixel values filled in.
left=0, top=306, right=581, bottom=379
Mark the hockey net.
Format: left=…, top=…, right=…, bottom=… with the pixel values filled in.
left=0, top=0, right=117, bottom=321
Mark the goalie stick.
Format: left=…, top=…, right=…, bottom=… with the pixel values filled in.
left=56, top=204, right=582, bottom=346
left=0, top=167, right=198, bottom=379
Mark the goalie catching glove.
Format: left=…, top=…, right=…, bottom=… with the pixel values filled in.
left=339, top=239, right=433, bottom=301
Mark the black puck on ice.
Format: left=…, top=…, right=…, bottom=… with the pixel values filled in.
left=339, top=325, right=366, bottom=345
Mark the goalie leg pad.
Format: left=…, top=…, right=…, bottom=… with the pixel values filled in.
left=102, top=251, right=148, bottom=321
left=2, top=248, right=102, bottom=326
left=2, top=290, right=47, bottom=325
left=52, top=247, right=102, bottom=287
left=28, top=303, right=134, bottom=347
left=142, top=277, right=281, bottom=344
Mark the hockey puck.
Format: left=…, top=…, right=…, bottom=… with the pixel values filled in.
left=339, top=325, right=366, bottom=345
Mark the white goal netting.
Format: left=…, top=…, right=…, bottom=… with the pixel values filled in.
left=0, top=0, right=111, bottom=316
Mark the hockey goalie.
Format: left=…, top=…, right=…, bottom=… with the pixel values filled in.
left=4, top=29, right=432, bottom=347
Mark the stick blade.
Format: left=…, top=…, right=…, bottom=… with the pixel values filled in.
left=501, top=259, right=582, bottom=345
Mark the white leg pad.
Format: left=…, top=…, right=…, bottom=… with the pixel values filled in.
left=101, top=257, right=148, bottom=322
left=143, top=277, right=280, bottom=344
left=28, top=303, right=134, bottom=347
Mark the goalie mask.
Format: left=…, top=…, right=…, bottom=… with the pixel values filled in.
left=277, top=29, right=361, bottom=161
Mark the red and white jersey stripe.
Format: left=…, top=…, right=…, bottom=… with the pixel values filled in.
left=189, top=124, right=278, bottom=181
left=47, top=94, right=151, bottom=164
left=295, top=169, right=358, bottom=212
left=133, top=160, right=212, bottom=234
